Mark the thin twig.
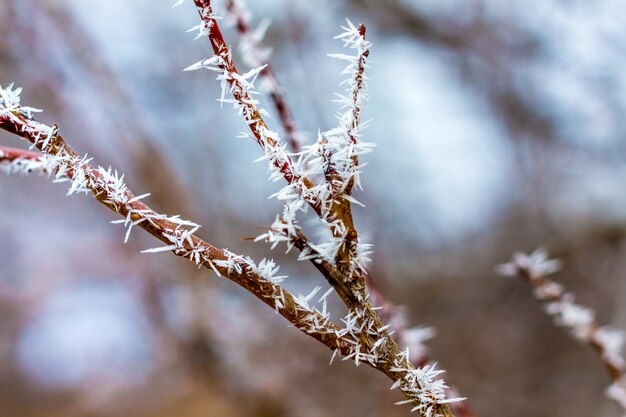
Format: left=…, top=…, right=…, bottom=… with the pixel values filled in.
left=499, top=248, right=626, bottom=413
left=0, top=144, right=49, bottom=174
left=224, top=0, right=301, bottom=152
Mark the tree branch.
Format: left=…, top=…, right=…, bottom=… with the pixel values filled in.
left=224, top=0, right=301, bottom=153
left=0, top=104, right=353, bottom=360
left=499, top=249, right=626, bottom=413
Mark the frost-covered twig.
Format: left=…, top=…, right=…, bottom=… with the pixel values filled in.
left=182, top=3, right=460, bottom=415
left=327, top=20, right=371, bottom=197
left=0, top=145, right=50, bottom=175
left=187, top=0, right=348, bottom=270
left=187, top=0, right=319, bottom=209
left=256, top=216, right=462, bottom=415
left=224, top=0, right=300, bottom=152
left=324, top=19, right=373, bottom=279
left=0, top=84, right=353, bottom=358
left=498, top=248, right=626, bottom=413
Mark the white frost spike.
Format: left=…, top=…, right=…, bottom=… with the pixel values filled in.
left=391, top=352, right=465, bottom=416
left=142, top=245, right=178, bottom=254
left=390, top=379, right=402, bottom=390
left=171, top=0, right=187, bottom=8
left=295, top=286, right=322, bottom=311
left=253, top=258, right=287, bottom=284
left=183, top=56, right=221, bottom=72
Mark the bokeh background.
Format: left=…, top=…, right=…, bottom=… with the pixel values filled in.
left=1, top=1, right=626, bottom=416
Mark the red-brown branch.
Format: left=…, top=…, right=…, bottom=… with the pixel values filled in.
left=193, top=0, right=325, bottom=217
left=0, top=145, right=42, bottom=161
left=0, top=115, right=353, bottom=360
left=225, top=0, right=300, bottom=153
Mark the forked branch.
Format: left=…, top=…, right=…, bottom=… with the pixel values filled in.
left=1, top=84, right=460, bottom=416
left=0, top=89, right=351, bottom=358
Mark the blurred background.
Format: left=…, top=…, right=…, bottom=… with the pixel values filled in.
left=1, top=0, right=626, bottom=416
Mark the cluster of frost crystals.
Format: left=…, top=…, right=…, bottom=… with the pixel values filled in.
left=544, top=296, right=596, bottom=340
left=0, top=86, right=89, bottom=195
left=498, top=249, right=614, bottom=343
left=0, top=84, right=58, bottom=151
left=391, top=350, right=465, bottom=416
left=0, top=83, right=41, bottom=121
left=293, top=286, right=337, bottom=334
left=594, top=327, right=626, bottom=372
left=496, top=247, right=562, bottom=279
left=333, top=306, right=391, bottom=366
left=141, top=218, right=207, bottom=263
left=498, top=249, right=605, bottom=341
left=291, top=20, right=375, bottom=269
